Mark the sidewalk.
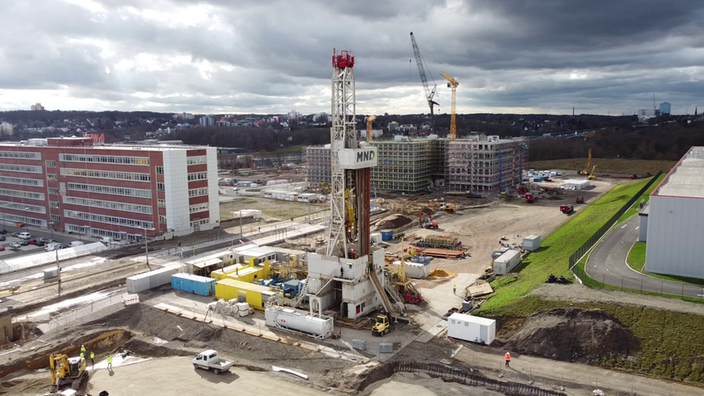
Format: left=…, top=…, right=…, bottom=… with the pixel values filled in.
left=457, top=343, right=702, bottom=396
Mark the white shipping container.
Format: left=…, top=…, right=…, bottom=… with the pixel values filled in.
left=447, top=313, right=496, bottom=345
left=265, top=306, right=333, bottom=339
left=493, top=250, right=521, bottom=275
left=522, top=235, right=541, bottom=252
left=126, top=274, right=151, bottom=294
left=148, top=267, right=179, bottom=289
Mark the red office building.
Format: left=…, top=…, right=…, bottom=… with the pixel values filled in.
left=0, top=137, right=220, bottom=242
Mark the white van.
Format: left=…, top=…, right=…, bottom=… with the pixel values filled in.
left=45, top=242, right=62, bottom=252
left=18, top=232, right=31, bottom=240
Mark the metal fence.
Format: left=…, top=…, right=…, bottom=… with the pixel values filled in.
left=390, top=361, right=566, bottom=396
left=569, top=172, right=662, bottom=281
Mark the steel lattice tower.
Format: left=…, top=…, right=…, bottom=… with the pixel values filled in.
left=327, top=49, right=357, bottom=257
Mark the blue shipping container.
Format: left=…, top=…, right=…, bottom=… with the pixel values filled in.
left=171, top=273, right=216, bottom=296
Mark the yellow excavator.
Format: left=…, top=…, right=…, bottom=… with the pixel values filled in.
left=50, top=354, right=88, bottom=392
left=588, top=165, right=598, bottom=180
left=579, top=149, right=593, bottom=175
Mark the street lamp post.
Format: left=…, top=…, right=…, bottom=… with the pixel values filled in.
left=48, top=222, right=54, bottom=242
left=144, top=228, right=149, bottom=266
left=239, top=210, right=243, bottom=239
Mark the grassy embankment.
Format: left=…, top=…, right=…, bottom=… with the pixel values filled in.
left=476, top=176, right=704, bottom=384
left=529, top=158, right=675, bottom=176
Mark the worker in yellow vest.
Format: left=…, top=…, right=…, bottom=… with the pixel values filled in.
left=90, top=351, right=95, bottom=369
left=107, top=355, right=113, bottom=370
left=81, top=345, right=86, bottom=355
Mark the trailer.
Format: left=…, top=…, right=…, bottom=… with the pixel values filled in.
left=172, top=273, right=216, bottom=296
left=493, top=250, right=521, bottom=275
left=264, top=306, right=334, bottom=339
left=447, top=313, right=496, bottom=345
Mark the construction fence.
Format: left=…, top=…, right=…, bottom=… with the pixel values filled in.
left=569, top=172, right=662, bottom=283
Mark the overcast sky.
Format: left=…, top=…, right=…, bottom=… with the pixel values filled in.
left=1, top=0, right=703, bottom=116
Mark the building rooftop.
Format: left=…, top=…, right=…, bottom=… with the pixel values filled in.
left=654, top=147, right=704, bottom=198
left=0, top=137, right=210, bottom=151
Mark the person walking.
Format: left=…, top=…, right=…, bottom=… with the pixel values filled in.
left=90, top=351, right=95, bottom=370
left=453, top=285, right=457, bottom=295
left=107, top=355, right=113, bottom=370
left=505, top=351, right=511, bottom=368
left=81, top=344, right=86, bottom=355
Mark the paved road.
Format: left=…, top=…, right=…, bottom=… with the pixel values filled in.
left=587, top=216, right=704, bottom=299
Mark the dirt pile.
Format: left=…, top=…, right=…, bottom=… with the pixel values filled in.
left=429, top=269, right=452, bottom=278
left=503, top=308, right=639, bottom=364
left=374, top=214, right=412, bottom=230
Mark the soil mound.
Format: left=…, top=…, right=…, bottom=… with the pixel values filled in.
left=429, top=269, right=451, bottom=278
left=503, top=308, right=639, bottom=364
left=375, top=214, right=412, bottom=230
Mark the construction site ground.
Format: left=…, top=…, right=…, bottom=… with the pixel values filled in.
left=7, top=176, right=704, bottom=395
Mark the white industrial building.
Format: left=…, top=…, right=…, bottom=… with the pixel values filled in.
left=642, top=147, right=704, bottom=278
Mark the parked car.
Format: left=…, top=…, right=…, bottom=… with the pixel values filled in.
left=38, top=237, right=52, bottom=243
left=28, top=239, right=37, bottom=244
left=45, top=242, right=62, bottom=252
left=19, top=240, right=30, bottom=246
left=192, top=350, right=234, bottom=374
left=68, top=241, right=85, bottom=248
left=0, top=229, right=7, bottom=234
left=34, top=240, right=45, bottom=247
left=12, top=232, right=21, bottom=238
left=0, top=236, right=5, bottom=241
left=18, top=232, right=31, bottom=240
left=9, top=242, right=21, bottom=249
left=0, top=246, right=5, bottom=251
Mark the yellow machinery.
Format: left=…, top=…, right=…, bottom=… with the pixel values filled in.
left=394, top=238, right=422, bottom=304
left=372, top=314, right=392, bottom=336
left=588, top=165, right=598, bottom=180
left=50, top=354, right=88, bottom=392
left=580, top=149, right=593, bottom=175
left=366, top=115, right=377, bottom=141
left=440, top=72, right=459, bottom=141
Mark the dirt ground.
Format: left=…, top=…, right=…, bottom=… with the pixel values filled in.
left=219, top=196, right=328, bottom=222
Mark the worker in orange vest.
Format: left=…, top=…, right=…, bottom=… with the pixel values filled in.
left=505, top=351, right=511, bottom=368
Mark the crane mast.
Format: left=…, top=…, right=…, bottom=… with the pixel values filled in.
left=410, top=32, right=439, bottom=128
left=440, top=72, right=459, bottom=141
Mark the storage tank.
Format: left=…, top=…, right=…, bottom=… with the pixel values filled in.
left=265, top=306, right=333, bottom=339
left=392, top=261, right=429, bottom=279
left=380, top=230, right=393, bottom=241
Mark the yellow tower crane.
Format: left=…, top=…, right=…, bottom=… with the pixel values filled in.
left=366, top=115, right=377, bottom=141
left=440, top=72, right=459, bottom=141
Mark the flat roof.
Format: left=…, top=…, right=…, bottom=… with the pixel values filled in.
left=0, top=140, right=210, bottom=151
left=654, top=147, right=704, bottom=198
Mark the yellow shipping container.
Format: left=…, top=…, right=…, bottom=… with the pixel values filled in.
left=210, top=264, right=246, bottom=281
left=214, top=278, right=281, bottom=310
left=225, top=261, right=270, bottom=283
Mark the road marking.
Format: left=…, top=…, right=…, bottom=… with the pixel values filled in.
left=635, top=227, right=639, bottom=230
left=621, top=224, right=628, bottom=229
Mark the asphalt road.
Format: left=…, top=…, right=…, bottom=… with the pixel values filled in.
left=0, top=223, right=77, bottom=260
left=586, top=216, right=704, bottom=299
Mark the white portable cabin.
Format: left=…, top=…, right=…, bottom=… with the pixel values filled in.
left=447, top=313, right=496, bottom=345
left=522, top=235, right=541, bottom=252
left=493, top=249, right=521, bottom=275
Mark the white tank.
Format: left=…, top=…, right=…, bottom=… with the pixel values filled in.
left=265, top=307, right=333, bottom=339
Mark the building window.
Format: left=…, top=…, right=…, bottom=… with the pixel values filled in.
left=59, top=153, right=150, bottom=165
left=0, top=176, right=43, bottom=187
left=63, top=210, right=154, bottom=229
left=0, top=164, right=42, bottom=173
left=188, top=187, right=208, bottom=198
left=46, top=160, right=56, bottom=167
left=0, top=151, right=41, bottom=159
left=187, top=156, right=207, bottom=165
left=157, top=199, right=166, bottom=208
left=63, top=196, right=153, bottom=214
left=159, top=215, right=167, bottom=224
left=157, top=183, right=165, bottom=192
left=0, top=188, right=45, bottom=200
left=49, top=187, right=59, bottom=195
left=47, top=174, right=57, bottom=181
left=189, top=202, right=209, bottom=213
left=187, top=171, right=208, bottom=181
left=156, top=166, right=164, bottom=175
left=60, top=168, right=150, bottom=182
left=50, top=214, right=61, bottom=222
left=67, top=183, right=152, bottom=198
left=49, top=201, right=59, bottom=208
